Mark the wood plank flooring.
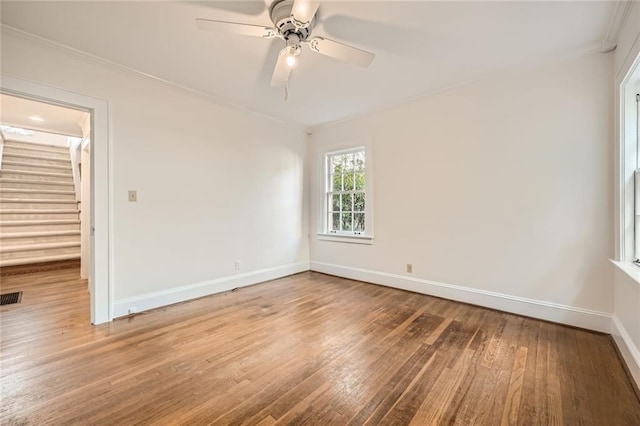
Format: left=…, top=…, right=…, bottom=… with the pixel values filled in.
left=1, top=268, right=640, bottom=425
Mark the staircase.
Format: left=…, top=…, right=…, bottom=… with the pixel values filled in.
left=0, top=139, right=81, bottom=267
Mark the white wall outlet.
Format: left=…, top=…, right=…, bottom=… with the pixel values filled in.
left=235, top=260, right=241, bottom=271
left=406, top=263, right=413, bottom=273
left=128, top=190, right=137, bottom=202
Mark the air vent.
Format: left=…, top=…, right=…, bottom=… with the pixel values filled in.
left=1, top=292, right=23, bottom=305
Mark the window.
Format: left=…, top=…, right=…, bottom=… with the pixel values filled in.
left=320, top=145, right=374, bottom=243
left=620, top=58, right=640, bottom=265
left=635, top=93, right=640, bottom=263
left=327, top=148, right=366, bottom=234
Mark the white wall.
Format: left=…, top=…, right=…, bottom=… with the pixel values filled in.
left=612, top=2, right=640, bottom=388
left=309, top=52, right=614, bottom=331
left=1, top=30, right=309, bottom=314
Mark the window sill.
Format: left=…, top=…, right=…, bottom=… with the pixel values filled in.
left=611, top=260, right=640, bottom=285
left=317, top=233, right=374, bottom=245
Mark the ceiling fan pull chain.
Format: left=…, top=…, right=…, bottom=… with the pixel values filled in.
left=285, top=79, right=289, bottom=102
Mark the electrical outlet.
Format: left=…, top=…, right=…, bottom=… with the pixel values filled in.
left=128, top=190, right=137, bottom=202
left=235, top=260, right=241, bottom=271
left=406, top=263, right=413, bottom=273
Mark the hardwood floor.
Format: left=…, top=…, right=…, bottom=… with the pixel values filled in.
left=2, top=268, right=640, bottom=425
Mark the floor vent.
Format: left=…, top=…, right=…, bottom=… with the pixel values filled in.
left=1, top=292, right=23, bottom=306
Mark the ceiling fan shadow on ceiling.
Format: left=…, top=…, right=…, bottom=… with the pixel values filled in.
left=196, top=0, right=375, bottom=99
left=192, top=0, right=268, bottom=17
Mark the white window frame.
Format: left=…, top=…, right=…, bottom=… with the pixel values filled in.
left=616, top=48, right=640, bottom=275
left=634, top=94, right=640, bottom=264
left=317, top=141, right=374, bottom=244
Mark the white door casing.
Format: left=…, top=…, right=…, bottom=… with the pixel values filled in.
left=1, top=75, right=111, bottom=324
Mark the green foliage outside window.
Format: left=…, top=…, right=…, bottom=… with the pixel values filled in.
left=328, top=150, right=365, bottom=233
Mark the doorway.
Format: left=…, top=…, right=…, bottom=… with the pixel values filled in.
left=1, top=76, right=110, bottom=324
left=1, top=94, right=89, bottom=273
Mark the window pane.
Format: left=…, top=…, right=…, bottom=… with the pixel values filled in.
left=355, top=151, right=365, bottom=171
left=354, top=192, right=365, bottom=211
left=331, top=173, right=343, bottom=192
left=354, top=213, right=365, bottom=232
left=331, top=155, right=342, bottom=174
left=342, top=213, right=353, bottom=231
left=331, top=194, right=341, bottom=212
left=354, top=171, right=365, bottom=190
left=343, top=173, right=354, bottom=191
left=343, top=153, right=355, bottom=172
left=331, top=213, right=340, bottom=231
left=341, top=193, right=353, bottom=212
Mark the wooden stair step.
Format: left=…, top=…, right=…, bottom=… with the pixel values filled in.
left=0, top=179, right=75, bottom=192
left=0, top=201, right=78, bottom=210
left=3, top=146, right=71, bottom=160
left=0, top=170, right=74, bottom=179
left=0, top=233, right=80, bottom=246
left=0, top=253, right=80, bottom=267
left=0, top=230, right=81, bottom=239
left=3, top=140, right=69, bottom=153
left=0, top=230, right=81, bottom=246
left=1, top=245, right=80, bottom=261
left=1, top=160, right=72, bottom=171
left=0, top=241, right=80, bottom=253
left=0, top=189, right=76, bottom=196
left=0, top=178, right=74, bottom=187
left=0, top=198, right=77, bottom=204
left=0, top=189, right=76, bottom=201
left=0, top=221, right=80, bottom=232
left=0, top=209, right=79, bottom=214
left=0, top=209, right=80, bottom=220
left=3, top=153, right=71, bottom=164
left=0, top=219, right=80, bottom=226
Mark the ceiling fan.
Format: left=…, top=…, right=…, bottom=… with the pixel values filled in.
left=196, top=0, right=375, bottom=88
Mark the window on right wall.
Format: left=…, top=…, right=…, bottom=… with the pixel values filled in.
left=635, top=93, right=640, bottom=263
left=321, top=146, right=373, bottom=243
left=621, top=65, right=640, bottom=265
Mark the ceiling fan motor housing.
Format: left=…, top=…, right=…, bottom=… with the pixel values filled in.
left=270, top=0, right=314, bottom=41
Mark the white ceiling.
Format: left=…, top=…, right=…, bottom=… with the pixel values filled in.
left=0, top=1, right=616, bottom=127
left=0, top=93, right=88, bottom=137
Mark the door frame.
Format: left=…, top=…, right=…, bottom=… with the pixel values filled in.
left=1, top=75, right=112, bottom=324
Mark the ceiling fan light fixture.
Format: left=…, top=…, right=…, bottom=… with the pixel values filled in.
left=284, top=41, right=301, bottom=67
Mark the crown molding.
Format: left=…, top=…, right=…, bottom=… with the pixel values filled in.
left=602, top=1, right=635, bottom=52
left=0, top=25, right=305, bottom=131
left=309, top=43, right=605, bottom=132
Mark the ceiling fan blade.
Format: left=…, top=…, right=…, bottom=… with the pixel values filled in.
left=291, top=0, right=320, bottom=27
left=308, top=37, right=375, bottom=67
left=271, top=49, right=293, bottom=87
left=196, top=18, right=277, bottom=38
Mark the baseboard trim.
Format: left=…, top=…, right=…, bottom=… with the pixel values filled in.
left=310, top=261, right=612, bottom=333
left=113, top=262, right=309, bottom=318
left=612, top=315, right=640, bottom=390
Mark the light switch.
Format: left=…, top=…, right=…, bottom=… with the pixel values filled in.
left=128, top=190, right=137, bottom=202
